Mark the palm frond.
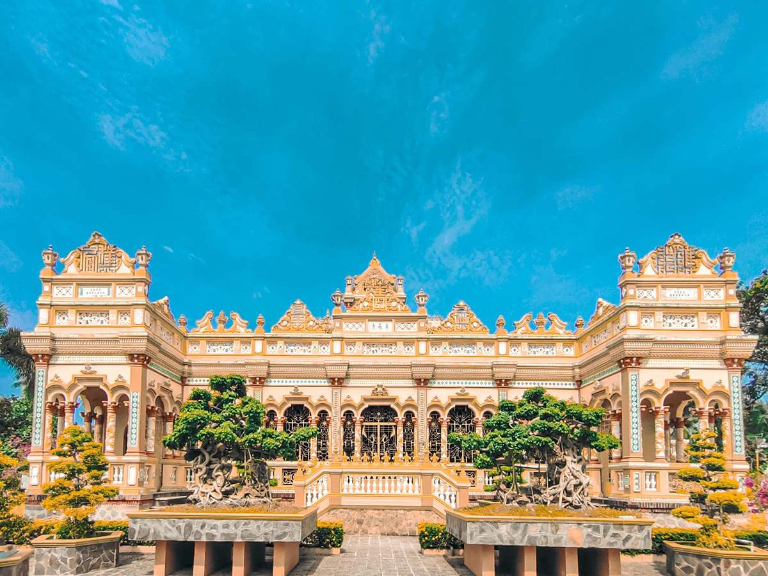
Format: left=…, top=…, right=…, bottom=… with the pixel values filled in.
left=0, top=303, right=8, bottom=330
left=0, top=327, right=35, bottom=393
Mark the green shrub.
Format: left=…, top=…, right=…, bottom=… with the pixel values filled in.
left=0, top=517, right=155, bottom=546
left=302, top=521, right=344, bottom=548
left=0, top=514, right=32, bottom=545
left=417, top=522, right=463, bottom=549
left=621, top=528, right=768, bottom=555
left=269, top=478, right=278, bottom=487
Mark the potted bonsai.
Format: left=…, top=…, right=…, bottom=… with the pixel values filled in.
left=31, top=426, right=121, bottom=574
left=665, top=430, right=768, bottom=574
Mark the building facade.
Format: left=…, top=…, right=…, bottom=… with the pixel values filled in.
left=22, top=232, right=756, bottom=511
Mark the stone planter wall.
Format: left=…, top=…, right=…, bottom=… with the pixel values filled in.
left=665, top=541, right=768, bottom=576
left=0, top=548, right=33, bottom=576
left=30, top=531, right=122, bottom=575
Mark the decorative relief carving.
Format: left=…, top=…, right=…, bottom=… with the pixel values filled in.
left=429, top=301, right=488, bottom=334
left=191, top=310, right=251, bottom=334
left=591, top=327, right=611, bottom=347
left=52, top=285, right=74, bottom=297
left=641, top=314, right=654, bottom=328
left=703, top=287, right=724, bottom=300
left=206, top=341, right=234, bottom=354
left=285, top=342, right=312, bottom=354
left=637, top=288, right=656, bottom=299
left=706, top=314, right=721, bottom=329
left=344, top=342, right=357, bottom=354
left=562, top=344, right=574, bottom=356
left=661, top=314, right=697, bottom=329
left=116, top=285, right=136, bottom=297
left=118, top=311, right=131, bottom=325
left=638, top=233, right=717, bottom=276
left=662, top=287, right=697, bottom=300
left=60, top=232, right=136, bottom=274
left=77, top=311, right=109, bottom=325
left=188, top=342, right=200, bottom=354
left=318, top=342, right=330, bottom=354
left=395, top=321, right=417, bottom=332
left=344, top=322, right=365, bottom=331
left=272, top=300, right=331, bottom=333
left=509, top=343, right=521, bottom=356
left=55, top=310, right=70, bottom=325
left=402, top=342, right=415, bottom=355
left=340, top=254, right=409, bottom=313
left=371, top=383, right=389, bottom=396
left=587, top=298, right=617, bottom=327
left=429, top=343, right=442, bottom=355
left=449, top=343, right=477, bottom=356
left=240, top=341, right=252, bottom=353
left=78, top=285, right=111, bottom=298
left=363, top=342, right=397, bottom=355
left=479, top=343, right=494, bottom=355
left=368, top=321, right=392, bottom=332
left=528, top=344, right=556, bottom=356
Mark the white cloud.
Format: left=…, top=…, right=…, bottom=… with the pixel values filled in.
left=0, top=241, right=21, bottom=272
left=114, top=14, right=169, bottom=66
left=403, top=217, right=426, bottom=246
left=746, top=100, right=768, bottom=132
left=427, top=94, right=450, bottom=135
left=554, top=185, right=600, bottom=210
left=187, top=253, right=206, bottom=265
left=366, top=8, right=390, bottom=64
left=0, top=157, right=23, bottom=209
left=99, top=0, right=122, bottom=8
left=162, top=245, right=174, bottom=253
left=662, top=14, right=738, bottom=81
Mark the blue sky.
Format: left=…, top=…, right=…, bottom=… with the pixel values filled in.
left=1, top=1, right=768, bottom=393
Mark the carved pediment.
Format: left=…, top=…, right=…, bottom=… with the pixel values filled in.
left=587, top=298, right=617, bottom=327
left=151, top=297, right=176, bottom=323
left=60, top=232, right=137, bottom=275
left=514, top=312, right=571, bottom=335
left=638, top=233, right=717, bottom=276
left=190, top=310, right=251, bottom=334
left=428, top=301, right=488, bottom=334
left=342, top=254, right=410, bottom=313
left=272, top=300, right=332, bottom=333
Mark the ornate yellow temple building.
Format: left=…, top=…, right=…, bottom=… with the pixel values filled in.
left=22, top=232, right=756, bottom=516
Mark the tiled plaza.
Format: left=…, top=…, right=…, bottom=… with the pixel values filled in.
left=87, top=536, right=666, bottom=575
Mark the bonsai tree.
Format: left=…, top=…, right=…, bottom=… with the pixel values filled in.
left=41, top=426, right=117, bottom=539
left=0, top=447, right=28, bottom=544
left=449, top=387, right=618, bottom=508
left=672, top=430, right=746, bottom=549
left=163, top=374, right=318, bottom=507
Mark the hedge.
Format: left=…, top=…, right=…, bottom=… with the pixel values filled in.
left=417, top=522, right=463, bottom=550
left=0, top=516, right=154, bottom=546
left=301, top=521, right=344, bottom=549
left=622, top=528, right=768, bottom=555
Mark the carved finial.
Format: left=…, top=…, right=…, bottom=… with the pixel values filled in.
left=331, top=289, right=343, bottom=309
left=618, top=247, right=637, bottom=273
left=534, top=312, right=546, bottom=332
left=215, top=310, right=228, bottom=331
left=256, top=314, right=265, bottom=329
left=495, top=315, right=507, bottom=335
left=676, top=368, right=691, bottom=380
left=415, top=288, right=429, bottom=310
left=135, top=246, right=152, bottom=269
left=575, top=316, right=585, bottom=333
left=178, top=314, right=188, bottom=332
left=41, top=245, right=58, bottom=271
left=717, top=247, right=736, bottom=274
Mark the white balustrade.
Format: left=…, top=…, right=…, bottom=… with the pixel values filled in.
left=432, top=476, right=457, bottom=508
left=644, top=471, right=658, bottom=491
left=305, top=475, right=329, bottom=506
left=341, top=474, right=421, bottom=495
left=112, top=466, right=124, bottom=484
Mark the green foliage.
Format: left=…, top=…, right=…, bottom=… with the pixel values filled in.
left=302, top=521, right=344, bottom=548
left=0, top=518, right=154, bottom=546
left=738, top=271, right=768, bottom=410
left=450, top=387, right=618, bottom=503
left=164, top=374, right=317, bottom=462
left=673, top=431, right=747, bottom=543
left=0, top=302, right=35, bottom=393
left=0, top=396, right=32, bottom=459
left=623, top=528, right=768, bottom=555
left=417, top=522, right=463, bottom=549
left=40, top=426, right=117, bottom=539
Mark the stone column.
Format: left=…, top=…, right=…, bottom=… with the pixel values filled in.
left=310, top=417, right=318, bottom=460
left=145, top=407, right=157, bottom=456
left=277, top=417, right=285, bottom=432
left=104, top=401, right=118, bottom=455
left=721, top=409, right=733, bottom=460
left=675, top=418, right=686, bottom=462
left=698, top=408, right=709, bottom=433
left=56, top=405, right=66, bottom=437
left=725, top=359, right=747, bottom=463
left=43, top=403, right=55, bottom=451
left=440, top=418, right=449, bottom=463
left=415, top=378, right=429, bottom=461
left=395, top=417, right=404, bottom=459
left=610, top=411, right=622, bottom=461
left=64, top=402, right=76, bottom=428
left=94, top=413, right=104, bottom=445
left=354, top=417, right=363, bottom=460
left=654, top=407, right=667, bottom=461
left=82, top=412, right=93, bottom=435
left=410, top=417, right=418, bottom=461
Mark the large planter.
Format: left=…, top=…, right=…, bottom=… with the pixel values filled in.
left=0, top=546, right=33, bottom=576
left=128, top=508, right=318, bottom=576
left=665, top=541, right=768, bottom=576
left=29, top=531, right=122, bottom=575
left=446, top=510, right=653, bottom=576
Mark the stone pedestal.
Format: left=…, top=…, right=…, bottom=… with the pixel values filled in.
left=665, top=541, right=768, bottom=576
left=0, top=547, right=33, bottom=576
left=30, top=531, right=122, bottom=575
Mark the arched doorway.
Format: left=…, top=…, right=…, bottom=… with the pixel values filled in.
left=360, top=406, right=398, bottom=460
left=284, top=404, right=311, bottom=461
left=448, top=405, right=476, bottom=463
left=317, top=410, right=330, bottom=461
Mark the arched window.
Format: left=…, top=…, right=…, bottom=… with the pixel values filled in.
left=403, top=411, right=415, bottom=458
left=428, top=411, right=441, bottom=460
left=448, top=405, right=476, bottom=463
left=342, top=411, right=355, bottom=459
left=361, top=406, right=398, bottom=460
left=317, top=410, right=330, bottom=461
left=284, top=404, right=311, bottom=461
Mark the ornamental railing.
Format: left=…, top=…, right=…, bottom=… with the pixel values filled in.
left=292, top=461, right=472, bottom=513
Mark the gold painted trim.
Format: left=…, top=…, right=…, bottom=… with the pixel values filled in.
left=446, top=510, right=655, bottom=525
left=30, top=531, right=123, bottom=548
left=0, top=547, right=32, bottom=567
left=664, top=541, right=768, bottom=559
